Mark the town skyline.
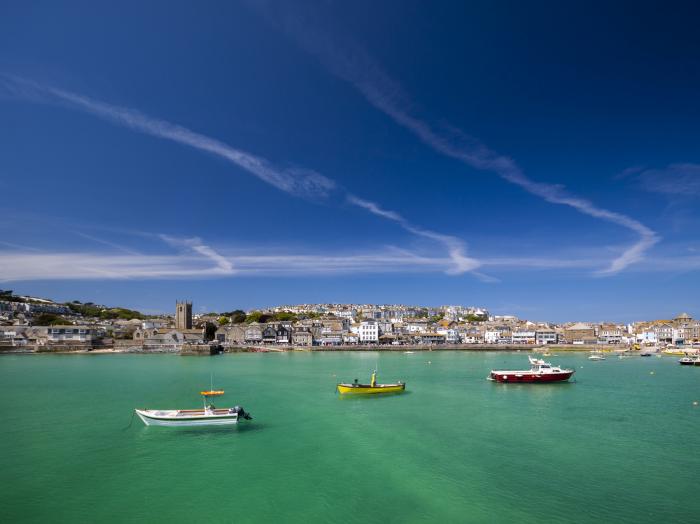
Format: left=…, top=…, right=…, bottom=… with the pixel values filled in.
left=3, top=288, right=697, bottom=350
left=1, top=288, right=695, bottom=327
left=2, top=2, right=699, bottom=321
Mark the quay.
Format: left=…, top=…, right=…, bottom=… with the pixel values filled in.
left=0, top=342, right=684, bottom=355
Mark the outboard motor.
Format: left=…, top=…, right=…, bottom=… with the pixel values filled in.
left=233, top=405, right=252, bottom=420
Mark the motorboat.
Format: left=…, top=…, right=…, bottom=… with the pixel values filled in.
left=679, top=356, right=700, bottom=366
left=489, top=356, right=574, bottom=383
left=337, top=371, right=405, bottom=395
left=588, top=352, right=606, bottom=361
left=135, top=390, right=252, bottom=427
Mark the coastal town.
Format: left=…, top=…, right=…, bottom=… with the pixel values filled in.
left=1, top=290, right=698, bottom=354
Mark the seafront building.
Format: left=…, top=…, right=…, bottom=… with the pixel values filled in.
left=1, top=292, right=699, bottom=352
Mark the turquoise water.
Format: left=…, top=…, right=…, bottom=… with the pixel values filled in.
left=1, top=351, right=699, bottom=523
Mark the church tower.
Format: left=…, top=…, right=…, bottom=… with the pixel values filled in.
left=176, top=301, right=193, bottom=330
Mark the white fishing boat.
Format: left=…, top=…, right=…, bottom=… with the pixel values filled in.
left=588, top=352, right=606, bottom=361
left=135, top=390, right=252, bottom=427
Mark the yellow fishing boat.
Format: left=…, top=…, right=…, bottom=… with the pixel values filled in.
left=337, top=371, right=406, bottom=395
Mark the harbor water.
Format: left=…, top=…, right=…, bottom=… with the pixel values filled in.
left=1, top=351, right=699, bottom=523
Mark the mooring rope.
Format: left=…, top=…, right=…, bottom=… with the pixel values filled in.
left=123, top=410, right=136, bottom=430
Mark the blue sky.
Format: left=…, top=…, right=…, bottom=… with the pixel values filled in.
left=1, top=1, right=699, bottom=322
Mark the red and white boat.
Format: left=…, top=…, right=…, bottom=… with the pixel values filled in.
left=489, top=356, right=574, bottom=383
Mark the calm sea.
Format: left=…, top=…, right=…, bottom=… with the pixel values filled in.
left=1, top=351, right=698, bottom=523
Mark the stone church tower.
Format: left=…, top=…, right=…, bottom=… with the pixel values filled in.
left=176, top=301, right=193, bottom=330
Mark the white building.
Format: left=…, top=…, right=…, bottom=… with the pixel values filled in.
left=511, top=330, right=536, bottom=344
left=654, top=323, right=674, bottom=343
left=598, top=327, right=623, bottom=344
left=343, top=332, right=359, bottom=344
left=359, top=321, right=379, bottom=343
left=442, top=329, right=460, bottom=343
left=485, top=330, right=502, bottom=344
left=636, top=330, right=657, bottom=344
left=46, top=326, right=94, bottom=343
left=536, top=330, right=558, bottom=345
left=406, top=320, right=429, bottom=333
left=332, top=309, right=356, bottom=319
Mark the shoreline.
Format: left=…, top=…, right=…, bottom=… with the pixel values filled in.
left=0, top=344, right=687, bottom=356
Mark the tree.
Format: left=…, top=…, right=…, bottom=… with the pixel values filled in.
left=204, top=322, right=217, bottom=341
left=245, top=311, right=271, bottom=323
left=0, top=290, right=24, bottom=303
left=218, top=316, right=230, bottom=326
left=271, top=311, right=298, bottom=322
left=99, top=308, right=143, bottom=320
left=229, top=310, right=247, bottom=324
left=34, top=313, right=71, bottom=325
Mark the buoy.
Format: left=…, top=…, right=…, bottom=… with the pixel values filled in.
left=693, top=401, right=698, bottom=406
left=428, top=361, right=432, bottom=364
left=650, top=371, right=655, bottom=375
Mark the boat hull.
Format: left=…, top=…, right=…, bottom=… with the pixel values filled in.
left=135, top=409, right=239, bottom=427
left=337, top=383, right=405, bottom=395
left=489, top=371, right=574, bottom=383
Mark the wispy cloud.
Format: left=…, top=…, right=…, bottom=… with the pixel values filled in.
left=621, top=163, right=700, bottom=197
left=347, top=195, right=404, bottom=222
left=0, top=74, right=336, bottom=199
left=1, top=242, right=698, bottom=282
left=72, top=231, right=142, bottom=256
left=0, top=248, right=445, bottom=282
left=159, top=235, right=235, bottom=274
left=0, top=234, right=233, bottom=281
left=257, top=6, right=659, bottom=274
left=347, top=194, right=480, bottom=274
left=1, top=73, right=484, bottom=277
left=0, top=241, right=42, bottom=252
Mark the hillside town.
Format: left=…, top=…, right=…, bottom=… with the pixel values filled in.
left=1, top=290, right=698, bottom=353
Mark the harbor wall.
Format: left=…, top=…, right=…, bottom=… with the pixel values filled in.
left=228, top=343, right=630, bottom=352
left=0, top=342, right=665, bottom=355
